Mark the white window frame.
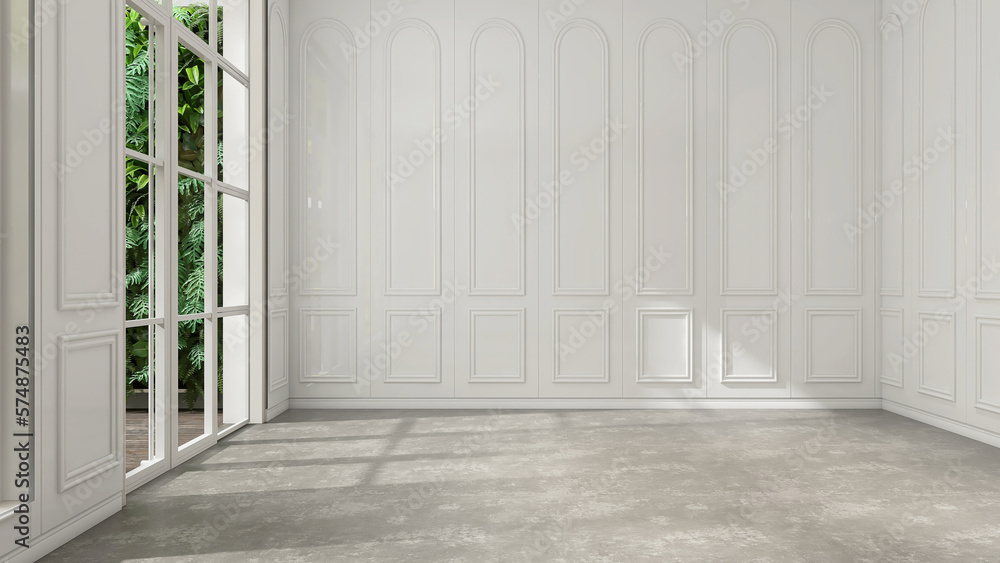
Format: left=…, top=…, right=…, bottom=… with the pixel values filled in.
left=124, top=0, right=263, bottom=492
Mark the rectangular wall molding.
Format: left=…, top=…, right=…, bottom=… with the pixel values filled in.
left=57, top=330, right=121, bottom=493
left=468, top=309, right=526, bottom=383
left=283, top=0, right=879, bottom=404
left=384, top=308, right=443, bottom=384
left=57, top=1, right=121, bottom=310
left=804, top=309, right=862, bottom=384
left=721, top=309, right=778, bottom=384
left=635, top=308, right=693, bottom=383
left=269, top=309, right=289, bottom=391
left=917, top=312, right=957, bottom=402
left=974, top=316, right=1000, bottom=415
left=553, top=309, right=610, bottom=384
left=299, top=308, right=358, bottom=383
left=879, top=309, right=904, bottom=388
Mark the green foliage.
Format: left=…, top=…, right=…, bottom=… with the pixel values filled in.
left=125, top=4, right=224, bottom=410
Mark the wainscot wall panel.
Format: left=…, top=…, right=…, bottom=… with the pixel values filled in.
left=880, top=0, right=969, bottom=426
left=288, top=0, right=372, bottom=400
left=286, top=0, right=881, bottom=405
left=267, top=0, right=291, bottom=413
left=790, top=0, right=876, bottom=399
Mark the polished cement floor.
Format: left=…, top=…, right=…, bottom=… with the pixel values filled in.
left=42, top=409, right=1000, bottom=562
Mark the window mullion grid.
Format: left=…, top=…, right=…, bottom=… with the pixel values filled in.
left=205, top=53, right=220, bottom=439
left=217, top=57, right=249, bottom=87
left=217, top=306, right=251, bottom=318
left=177, top=165, right=210, bottom=184
left=176, top=26, right=214, bottom=63
left=165, top=18, right=181, bottom=464
left=178, top=312, right=212, bottom=323
left=129, top=0, right=169, bottom=25
left=126, top=148, right=164, bottom=168
left=151, top=13, right=170, bottom=467
left=125, top=318, right=165, bottom=330
left=209, top=0, right=218, bottom=58
left=217, top=181, right=249, bottom=201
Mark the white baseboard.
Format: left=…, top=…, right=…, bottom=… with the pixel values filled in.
left=3, top=493, right=122, bottom=563
left=266, top=399, right=290, bottom=421
left=882, top=399, right=1000, bottom=449
left=288, top=398, right=884, bottom=410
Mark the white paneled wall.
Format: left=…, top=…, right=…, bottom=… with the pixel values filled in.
left=454, top=0, right=540, bottom=398
left=282, top=0, right=881, bottom=404
left=968, top=0, right=1000, bottom=436
left=0, top=2, right=128, bottom=560
left=267, top=0, right=291, bottom=417
left=879, top=0, right=1000, bottom=442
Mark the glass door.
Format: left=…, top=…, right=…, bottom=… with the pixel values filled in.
left=123, top=0, right=251, bottom=489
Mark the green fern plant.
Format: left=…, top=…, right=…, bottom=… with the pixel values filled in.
left=125, top=4, right=226, bottom=410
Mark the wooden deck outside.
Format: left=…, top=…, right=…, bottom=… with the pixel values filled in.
left=126, top=410, right=228, bottom=472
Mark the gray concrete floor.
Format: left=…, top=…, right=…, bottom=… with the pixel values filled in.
left=41, top=409, right=1000, bottom=562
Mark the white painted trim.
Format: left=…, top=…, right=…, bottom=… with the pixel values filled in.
left=382, top=19, right=441, bottom=297
left=916, top=0, right=958, bottom=299
left=719, top=19, right=779, bottom=297
left=635, top=308, right=694, bottom=383
left=4, top=493, right=122, bottom=563
left=468, top=308, right=526, bottom=383
left=266, top=399, right=290, bottom=422
left=720, top=308, right=779, bottom=383
left=883, top=400, right=1000, bottom=450
left=803, top=308, right=863, bottom=384
left=551, top=18, right=611, bottom=297
left=124, top=462, right=170, bottom=495
left=803, top=19, right=864, bottom=296
left=468, top=19, right=527, bottom=297
left=288, top=398, right=884, bottom=410
left=635, top=19, right=694, bottom=297
left=298, top=19, right=359, bottom=297
left=249, top=0, right=268, bottom=425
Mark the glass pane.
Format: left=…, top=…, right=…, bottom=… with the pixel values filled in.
left=126, top=326, right=154, bottom=472
left=178, top=175, right=206, bottom=315
left=178, top=318, right=207, bottom=447
left=173, top=1, right=210, bottom=44
left=219, top=70, right=249, bottom=189
left=125, top=7, right=154, bottom=154
left=178, top=43, right=206, bottom=173
left=220, top=0, right=249, bottom=74
left=126, top=158, right=155, bottom=321
left=219, top=315, right=249, bottom=433
left=219, top=194, right=248, bottom=307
